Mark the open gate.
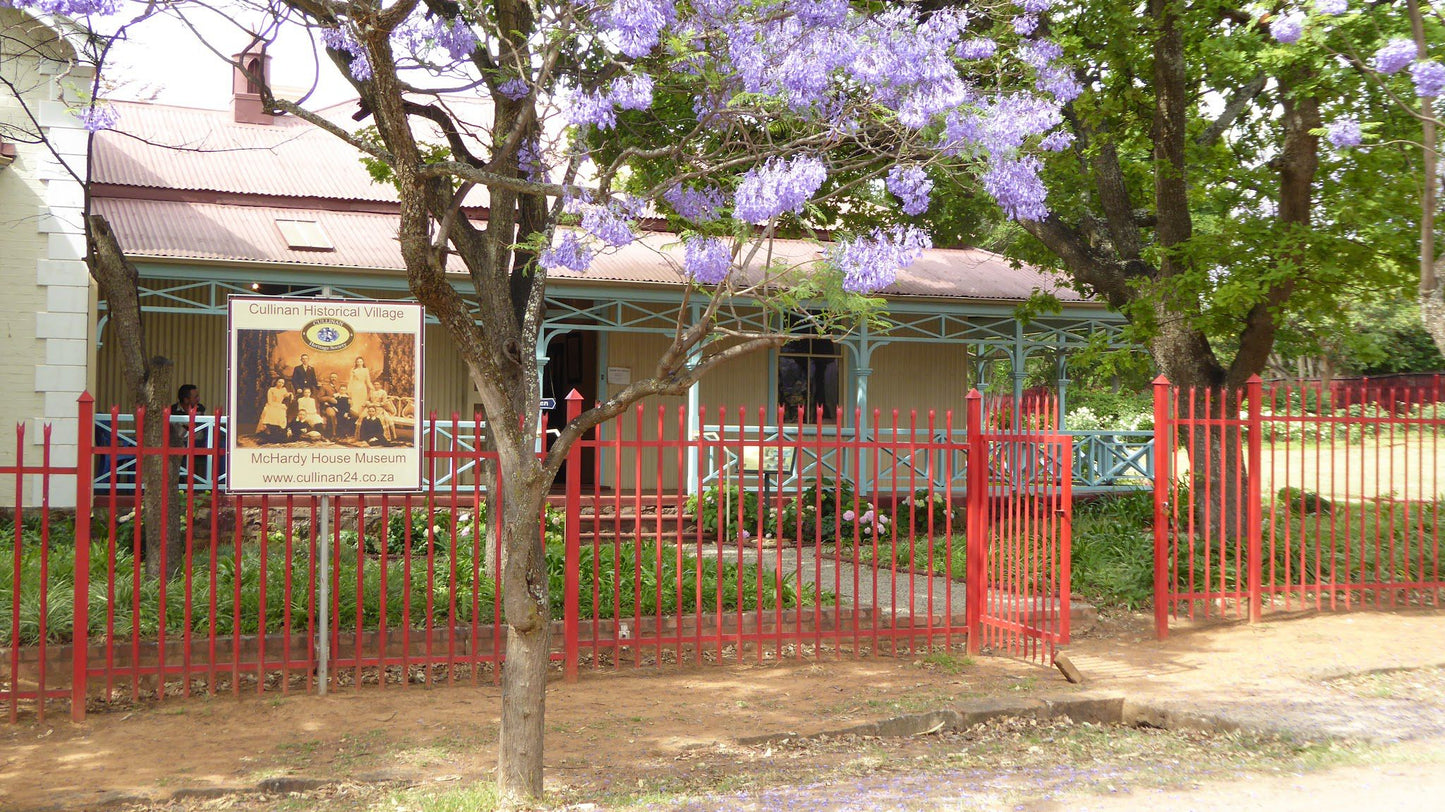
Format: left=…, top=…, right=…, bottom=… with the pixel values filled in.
left=966, top=393, right=1073, bottom=664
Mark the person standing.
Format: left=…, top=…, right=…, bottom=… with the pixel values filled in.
left=345, top=356, right=374, bottom=418
left=291, top=354, right=319, bottom=396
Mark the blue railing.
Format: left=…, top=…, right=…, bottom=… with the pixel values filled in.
left=92, top=415, right=1155, bottom=494
left=696, top=424, right=1155, bottom=494
left=92, top=415, right=496, bottom=493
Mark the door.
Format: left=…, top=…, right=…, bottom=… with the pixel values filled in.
left=544, top=331, right=598, bottom=485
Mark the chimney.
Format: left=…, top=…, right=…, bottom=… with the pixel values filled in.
left=232, top=44, right=273, bottom=124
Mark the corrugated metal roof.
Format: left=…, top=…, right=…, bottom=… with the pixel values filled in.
left=94, top=101, right=398, bottom=202
left=95, top=197, right=1082, bottom=302
left=93, top=197, right=471, bottom=272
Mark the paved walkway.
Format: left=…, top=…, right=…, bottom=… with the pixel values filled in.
left=1066, top=609, right=1445, bottom=743
left=705, top=542, right=1092, bottom=631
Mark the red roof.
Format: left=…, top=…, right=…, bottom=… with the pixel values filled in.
left=95, top=197, right=1081, bottom=302
left=95, top=101, right=397, bottom=202
left=91, top=100, right=1086, bottom=303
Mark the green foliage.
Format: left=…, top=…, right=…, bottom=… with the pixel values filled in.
left=1269, top=500, right=1445, bottom=588
left=1069, top=492, right=1156, bottom=610
left=857, top=534, right=967, bottom=581
left=555, top=538, right=820, bottom=619
left=686, top=484, right=774, bottom=540
left=0, top=508, right=814, bottom=647
left=1271, top=300, right=1445, bottom=379
left=777, top=479, right=894, bottom=544
left=1065, top=388, right=1154, bottom=433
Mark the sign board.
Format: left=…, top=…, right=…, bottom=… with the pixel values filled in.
left=741, top=446, right=796, bottom=474
left=539, top=398, right=557, bottom=410
left=226, top=296, right=425, bottom=493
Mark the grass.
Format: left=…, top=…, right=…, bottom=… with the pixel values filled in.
left=916, top=650, right=974, bottom=673
left=0, top=510, right=822, bottom=646
left=853, top=533, right=967, bottom=580
left=1069, top=491, right=1156, bottom=609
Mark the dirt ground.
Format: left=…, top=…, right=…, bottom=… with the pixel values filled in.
left=3, top=609, right=1445, bottom=811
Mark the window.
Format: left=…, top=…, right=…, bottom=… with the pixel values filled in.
left=777, top=337, right=843, bottom=423
left=275, top=219, right=334, bottom=251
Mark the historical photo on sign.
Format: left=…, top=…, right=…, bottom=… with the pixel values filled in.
left=227, top=297, right=424, bottom=493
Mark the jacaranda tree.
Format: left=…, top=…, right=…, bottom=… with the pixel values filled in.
left=1281, top=1, right=1444, bottom=353
left=5, top=0, right=1077, bottom=800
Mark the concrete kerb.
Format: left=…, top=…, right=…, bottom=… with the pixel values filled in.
left=736, top=683, right=1445, bottom=748
left=737, top=692, right=1129, bottom=746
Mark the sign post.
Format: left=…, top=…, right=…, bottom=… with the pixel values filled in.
left=225, top=296, right=425, bottom=695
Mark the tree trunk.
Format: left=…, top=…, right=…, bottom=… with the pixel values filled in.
left=139, top=357, right=183, bottom=578
left=1409, top=1, right=1443, bottom=357
left=495, top=447, right=553, bottom=803
left=88, top=215, right=184, bottom=577
left=1422, top=280, right=1445, bottom=358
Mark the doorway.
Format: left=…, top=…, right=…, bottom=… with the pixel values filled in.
left=543, top=331, right=598, bottom=485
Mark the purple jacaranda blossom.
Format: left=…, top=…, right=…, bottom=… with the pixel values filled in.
left=517, top=137, right=546, bottom=182
left=956, top=38, right=997, bottom=60
left=1373, top=38, right=1418, bottom=74
left=886, top=165, right=933, bottom=216
left=565, top=89, right=616, bottom=129
left=539, top=231, right=594, bottom=272
left=74, top=103, right=118, bottom=132
left=983, top=155, right=1048, bottom=221
left=581, top=203, right=636, bottom=247
left=828, top=226, right=931, bottom=293
left=497, top=78, right=530, bottom=101
left=1013, top=14, right=1039, bottom=36
left=609, top=74, right=654, bottom=110
left=1039, top=130, right=1075, bottom=151
left=1314, top=0, right=1348, bottom=14
left=791, top=0, right=848, bottom=26
left=1411, top=61, right=1445, bottom=98
left=5, top=0, right=119, bottom=14
left=683, top=237, right=732, bottom=284
left=663, top=185, right=725, bottom=222
left=1037, top=65, right=1082, bottom=102
left=942, top=93, right=1063, bottom=157
left=595, top=0, right=676, bottom=58
left=733, top=155, right=827, bottom=223
left=1020, top=39, right=1063, bottom=70
left=430, top=15, right=478, bottom=60
left=321, top=26, right=372, bottom=81
left=1270, top=13, right=1305, bottom=45
left=1325, top=119, right=1362, bottom=149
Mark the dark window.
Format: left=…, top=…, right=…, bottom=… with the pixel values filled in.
left=777, top=337, right=843, bottom=423
left=245, top=58, right=263, bottom=94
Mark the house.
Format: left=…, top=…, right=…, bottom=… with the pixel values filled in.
left=11, top=45, right=1129, bottom=500
left=0, top=9, right=99, bottom=508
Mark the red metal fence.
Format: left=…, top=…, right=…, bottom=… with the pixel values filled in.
left=3, top=392, right=1071, bottom=720
left=1154, top=375, right=1445, bottom=637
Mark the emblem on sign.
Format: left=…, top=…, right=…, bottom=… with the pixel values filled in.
left=301, top=318, right=355, bottom=351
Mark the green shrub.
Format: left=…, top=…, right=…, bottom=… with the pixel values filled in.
left=777, top=479, right=894, bottom=545
left=894, top=488, right=964, bottom=534
left=0, top=506, right=817, bottom=647
left=1069, top=491, right=1155, bottom=609
left=686, top=485, right=774, bottom=540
